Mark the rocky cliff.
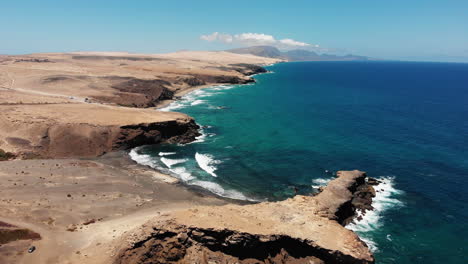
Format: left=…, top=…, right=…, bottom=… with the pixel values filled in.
left=113, top=170, right=376, bottom=264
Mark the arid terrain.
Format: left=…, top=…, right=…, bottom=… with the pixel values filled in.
left=0, top=51, right=280, bottom=158
left=0, top=51, right=376, bottom=264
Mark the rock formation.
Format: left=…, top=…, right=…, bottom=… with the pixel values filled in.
left=113, top=170, right=376, bottom=264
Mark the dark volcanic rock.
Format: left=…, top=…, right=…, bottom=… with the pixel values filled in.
left=109, top=77, right=174, bottom=107
left=333, top=172, right=376, bottom=226
left=194, top=74, right=254, bottom=85
left=115, top=225, right=329, bottom=264
left=229, top=63, right=268, bottom=76
left=179, top=76, right=206, bottom=87
left=33, top=119, right=199, bottom=158
left=114, top=119, right=200, bottom=149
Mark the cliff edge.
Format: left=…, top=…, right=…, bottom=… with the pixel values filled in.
left=112, top=170, right=375, bottom=264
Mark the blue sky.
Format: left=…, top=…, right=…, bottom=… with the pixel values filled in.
left=2, top=0, right=467, bottom=62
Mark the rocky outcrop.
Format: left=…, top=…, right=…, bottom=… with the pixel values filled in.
left=229, top=63, right=268, bottom=75
left=35, top=119, right=199, bottom=158
left=113, top=170, right=376, bottom=264
left=114, top=119, right=200, bottom=149
left=108, top=77, right=174, bottom=107
left=0, top=221, right=41, bottom=244
left=194, top=74, right=255, bottom=85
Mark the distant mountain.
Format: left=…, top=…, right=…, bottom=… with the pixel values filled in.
left=227, top=46, right=285, bottom=59
left=227, top=46, right=370, bottom=62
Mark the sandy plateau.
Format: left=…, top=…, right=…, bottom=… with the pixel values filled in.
left=0, top=51, right=375, bottom=263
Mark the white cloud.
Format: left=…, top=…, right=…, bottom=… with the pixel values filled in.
left=278, top=38, right=311, bottom=47
left=200, top=32, right=317, bottom=49
left=234, top=33, right=276, bottom=45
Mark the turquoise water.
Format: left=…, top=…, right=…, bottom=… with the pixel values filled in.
left=131, top=61, right=468, bottom=263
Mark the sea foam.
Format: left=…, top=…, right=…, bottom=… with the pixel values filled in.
left=195, top=152, right=220, bottom=177
left=346, top=176, right=403, bottom=252
left=190, top=180, right=254, bottom=201
left=160, top=157, right=187, bottom=168
left=159, top=152, right=176, bottom=156
left=311, top=177, right=332, bottom=189
left=129, top=147, right=159, bottom=169
left=169, top=167, right=194, bottom=181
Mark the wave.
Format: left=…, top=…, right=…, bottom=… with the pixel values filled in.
left=129, top=147, right=159, bottom=169
left=159, top=100, right=186, bottom=112
left=191, top=99, right=206, bottom=106
left=189, top=126, right=207, bottom=144
left=130, top=148, right=253, bottom=202
left=158, top=152, right=176, bottom=156
left=195, top=152, right=220, bottom=177
left=311, top=177, right=331, bottom=189
left=346, top=176, right=403, bottom=252
left=168, top=167, right=194, bottom=181
left=190, top=180, right=254, bottom=201
left=159, top=84, right=238, bottom=112
left=160, top=157, right=188, bottom=168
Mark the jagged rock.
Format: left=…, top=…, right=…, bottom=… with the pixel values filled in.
left=113, top=170, right=376, bottom=264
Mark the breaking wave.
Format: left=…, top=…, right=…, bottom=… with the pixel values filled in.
left=160, top=157, right=188, bottom=168
left=191, top=180, right=253, bottom=201
left=159, top=85, right=235, bottom=112
left=346, top=176, right=403, bottom=252
left=159, top=152, right=176, bottom=156
left=195, top=152, right=220, bottom=177
left=311, top=177, right=332, bottom=189
left=129, top=147, right=160, bottom=169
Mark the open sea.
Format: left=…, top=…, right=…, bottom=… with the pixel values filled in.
left=130, top=61, right=468, bottom=263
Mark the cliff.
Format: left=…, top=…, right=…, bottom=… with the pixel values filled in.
left=0, top=51, right=278, bottom=158
left=113, top=170, right=375, bottom=264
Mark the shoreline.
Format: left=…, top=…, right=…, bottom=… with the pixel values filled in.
left=133, top=69, right=273, bottom=201
left=0, top=52, right=379, bottom=263
left=0, top=151, right=234, bottom=264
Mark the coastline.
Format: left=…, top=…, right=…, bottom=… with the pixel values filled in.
left=0, top=151, right=233, bottom=264
left=0, top=52, right=379, bottom=263
left=133, top=68, right=275, bottom=200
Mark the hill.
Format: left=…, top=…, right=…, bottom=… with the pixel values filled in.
left=228, top=45, right=370, bottom=62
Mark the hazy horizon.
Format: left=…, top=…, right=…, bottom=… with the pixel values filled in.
left=2, top=0, right=468, bottom=63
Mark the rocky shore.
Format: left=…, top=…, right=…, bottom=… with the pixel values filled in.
left=0, top=51, right=278, bottom=159
left=112, top=170, right=376, bottom=264
left=0, top=51, right=378, bottom=264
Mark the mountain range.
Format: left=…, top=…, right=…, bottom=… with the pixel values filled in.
left=227, top=46, right=370, bottom=62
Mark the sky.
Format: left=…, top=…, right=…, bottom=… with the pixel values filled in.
left=1, top=0, right=468, bottom=62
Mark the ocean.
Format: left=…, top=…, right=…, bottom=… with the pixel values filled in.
left=130, top=61, right=468, bottom=263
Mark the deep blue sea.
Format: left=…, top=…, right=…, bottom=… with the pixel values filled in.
left=131, top=61, right=468, bottom=263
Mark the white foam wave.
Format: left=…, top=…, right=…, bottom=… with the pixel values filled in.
left=159, top=101, right=185, bottom=112
left=195, top=152, right=220, bottom=177
left=129, top=147, right=159, bottom=169
left=159, top=84, right=239, bottom=112
left=190, top=128, right=207, bottom=144
left=211, top=85, right=234, bottom=91
left=311, top=177, right=331, bottom=189
left=190, top=180, right=253, bottom=201
left=191, top=99, right=206, bottom=106
left=131, top=148, right=256, bottom=202
left=158, top=152, right=176, bottom=156
left=169, top=167, right=194, bottom=181
left=160, top=157, right=187, bottom=168
left=346, top=176, right=403, bottom=252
